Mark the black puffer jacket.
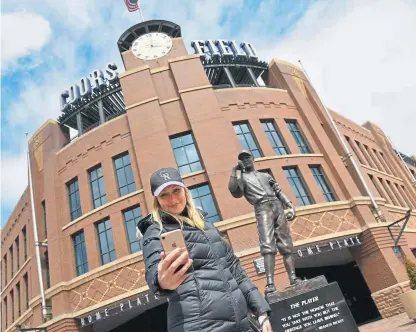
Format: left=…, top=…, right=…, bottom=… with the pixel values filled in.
left=139, top=211, right=271, bottom=332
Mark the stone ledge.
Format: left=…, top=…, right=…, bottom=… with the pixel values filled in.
left=372, top=281, right=410, bottom=318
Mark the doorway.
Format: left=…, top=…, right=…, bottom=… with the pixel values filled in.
left=296, top=261, right=381, bottom=326
left=110, top=302, right=168, bottom=332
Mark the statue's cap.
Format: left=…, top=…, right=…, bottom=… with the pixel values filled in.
left=238, top=150, right=252, bottom=160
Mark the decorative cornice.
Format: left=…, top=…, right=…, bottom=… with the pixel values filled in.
left=125, top=96, right=159, bottom=110
left=119, top=64, right=150, bottom=78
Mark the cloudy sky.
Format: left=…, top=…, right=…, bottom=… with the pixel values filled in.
left=1, top=0, right=415, bottom=227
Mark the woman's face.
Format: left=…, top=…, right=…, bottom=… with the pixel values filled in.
left=157, top=185, right=187, bottom=215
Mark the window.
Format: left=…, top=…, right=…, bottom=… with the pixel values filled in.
left=123, top=206, right=143, bottom=253
left=233, top=122, right=262, bottom=158
left=310, top=166, right=336, bottom=202
left=4, top=255, right=7, bottom=285
left=96, top=220, right=116, bottom=265
left=89, top=164, right=107, bottom=208
left=261, top=120, right=289, bottom=155
left=368, top=174, right=381, bottom=197
left=284, top=167, right=313, bottom=206
left=15, top=237, right=20, bottom=271
left=286, top=120, right=311, bottom=154
left=11, top=290, right=14, bottom=322
left=170, top=133, right=203, bottom=175
left=17, top=282, right=21, bottom=317
left=345, top=136, right=364, bottom=164
left=24, top=274, right=29, bottom=309
left=45, top=251, right=51, bottom=289
left=190, top=184, right=220, bottom=222
left=42, top=200, right=47, bottom=239
left=4, top=298, right=7, bottom=328
left=10, top=247, right=13, bottom=278
left=23, top=226, right=27, bottom=261
left=378, top=177, right=395, bottom=205
left=67, top=178, right=82, bottom=220
left=72, top=231, right=89, bottom=276
left=114, top=153, right=136, bottom=196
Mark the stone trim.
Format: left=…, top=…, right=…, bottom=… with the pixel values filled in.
left=159, top=97, right=181, bottom=105
left=178, top=85, right=212, bottom=94
left=1, top=257, right=31, bottom=296
left=214, top=86, right=288, bottom=93
left=119, top=64, right=150, bottom=78
left=182, top=169, right=206, bottom=179
left=125, top=96, right=159, bottom=110
left=3, top=309, right=33, bottom=332
left=254, top=153, right=324, bottom=163
left=150, top=66, right=169, bottom=74
left=361, top=164, right=403, bottom=182
left=168, top=54, right=201, bottom=64
left=62, top=189, right=144, bottom=231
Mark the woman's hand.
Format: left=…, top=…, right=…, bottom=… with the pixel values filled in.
left=261, top=319, right=273, bottom=332
left=157, top=248, right=193, bottom=290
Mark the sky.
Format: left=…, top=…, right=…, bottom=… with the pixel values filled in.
left=1, top=0, right=416, bottom=227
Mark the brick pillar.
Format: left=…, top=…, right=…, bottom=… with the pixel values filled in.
left=351, top=227, right=415, bottom=318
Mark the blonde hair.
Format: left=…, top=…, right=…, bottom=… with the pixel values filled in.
left=152, top=187, right=205, bottom=233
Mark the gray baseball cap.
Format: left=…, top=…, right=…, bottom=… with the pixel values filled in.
left=238, top=150, right=253, bottom=160
left=150, top=167, right=185, bottom=197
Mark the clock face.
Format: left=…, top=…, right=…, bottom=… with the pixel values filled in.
left=131, top=33, right=173, bottom=60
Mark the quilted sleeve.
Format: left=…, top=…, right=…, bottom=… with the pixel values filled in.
left=142, top=225, right=173, bottom=297
left=221, top=233, right=271, bottom=317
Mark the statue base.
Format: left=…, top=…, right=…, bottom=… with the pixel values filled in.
left=266, top=276, right=359, bottom=331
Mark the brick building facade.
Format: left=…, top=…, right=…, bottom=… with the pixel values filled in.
left=1, top=20, right=416, bottom=332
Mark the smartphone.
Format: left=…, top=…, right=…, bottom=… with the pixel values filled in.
left=161, top=229, right=187, bottom=255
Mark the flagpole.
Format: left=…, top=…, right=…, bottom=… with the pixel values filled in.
left=297, top=60, right=386, bottom=222
left=138, top=1, right=144, bottom=22
left=26, top=132, right=48, bottom=322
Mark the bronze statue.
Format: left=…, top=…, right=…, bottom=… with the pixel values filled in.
left=228, top=150, right=300, bottom=295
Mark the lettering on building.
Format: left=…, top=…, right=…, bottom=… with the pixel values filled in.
left=79, top=292, right=161, bottom=327
left=60, top=63, right=119, bottom=112
left=191, top=40, right=258, bottom=60
left=253, top=236, right=362, bottom=274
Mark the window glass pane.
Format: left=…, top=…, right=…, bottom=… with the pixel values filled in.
left=185, top=145, right=199, bottom=163
left=170, top=137, right=182, bottom=149
left=92, top=181, right=100, bottom=199
left=182, top=134, right=193, bottom=145
left=241, top=124, right=249, bottom=132
left=174, top=148, right=188, bottom=166
left=233, top=125, right=242, bottom=134
left=123, top=154, right=131, bottom=166
left=120, top=186, right=128, bottom=196
left=90, top=169, right=97, bottom=181
left=114, top=157, right=124, bottom=169
left=128, top=182, right=136, bottom=193
left=190, top=162, right=202, bottom=172
left=117, top=168, right=127, bottom=187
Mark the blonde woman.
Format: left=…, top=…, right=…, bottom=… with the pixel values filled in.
left=137, top=167, right=273, bottom=332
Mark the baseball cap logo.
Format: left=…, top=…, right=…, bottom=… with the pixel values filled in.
left=159, top=170, right=171, bottom=180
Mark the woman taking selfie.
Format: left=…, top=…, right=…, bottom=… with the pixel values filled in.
left=137, top=167, right=273, bottom=332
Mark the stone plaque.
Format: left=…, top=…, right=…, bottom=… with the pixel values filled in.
left=269, top=282, right=359, bottom=332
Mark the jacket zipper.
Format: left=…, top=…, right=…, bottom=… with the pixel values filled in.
left=202, top=229, right=241, bottom=332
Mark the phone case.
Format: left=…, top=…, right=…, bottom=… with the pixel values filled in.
left=161, top=229, right=187, bottom=255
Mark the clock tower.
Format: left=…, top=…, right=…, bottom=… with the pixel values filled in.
left=116, top=19, right=235, bottom=212
left=117, top=20, right=188, bottom=71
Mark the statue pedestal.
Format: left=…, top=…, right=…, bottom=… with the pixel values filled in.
left=266, top=276, right=359, bottom=332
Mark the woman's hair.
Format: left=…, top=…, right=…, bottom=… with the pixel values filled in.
left=152, top=187, right=205, bottom=233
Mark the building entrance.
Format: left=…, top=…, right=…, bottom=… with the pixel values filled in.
left=110, top=301, right=168, bottom=332
left=295, top=262, right=381, bottom=326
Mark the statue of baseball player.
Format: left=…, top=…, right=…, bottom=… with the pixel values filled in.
left=228, top=150, right=300, bottom=295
